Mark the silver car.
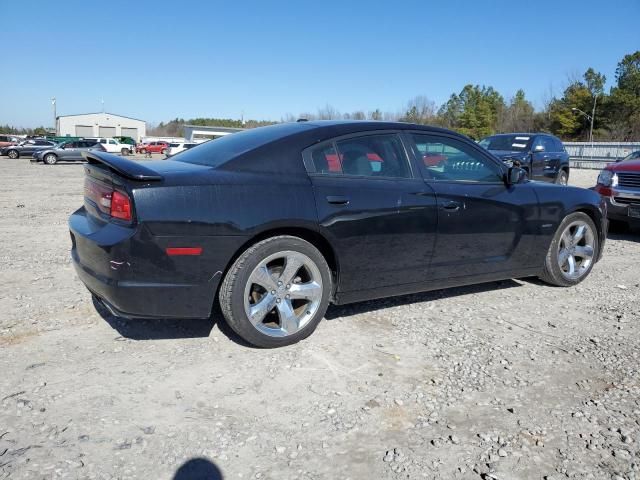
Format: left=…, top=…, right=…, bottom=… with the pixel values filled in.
left=32, top=140, right=104, bottom=165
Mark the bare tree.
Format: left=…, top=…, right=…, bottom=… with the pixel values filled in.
left=317, top=104, right=340, bottom=120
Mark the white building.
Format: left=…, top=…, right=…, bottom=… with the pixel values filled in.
left=56, top=112, right=146, bottom=141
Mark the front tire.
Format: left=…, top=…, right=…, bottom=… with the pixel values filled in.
left=219, top=236, right=332, bottom=348
left=44, top=153, right=57, bottom=165
left=7, top=150, right=19, bottom=159
left=539, top=212, right=598, bottom=287
left=555, top=169, right=569, bottom=185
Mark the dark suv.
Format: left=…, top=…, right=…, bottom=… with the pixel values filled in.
left=479, top=133, right=570, bottom=184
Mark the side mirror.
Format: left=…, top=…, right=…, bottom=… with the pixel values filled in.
left=534, top=145, right=545, bottom=153
left=507, top=166, right=527, bottom=185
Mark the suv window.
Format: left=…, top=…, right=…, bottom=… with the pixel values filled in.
left=553, top=137, right=565, bottom=152
left=542, top=136, right=555, bottom=152
left=309, top=134, right=411, bottom=178
left=410, top=134, right=503, bottom=183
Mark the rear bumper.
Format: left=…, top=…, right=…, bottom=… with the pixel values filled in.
left=69, top=207, right=227, bottom=319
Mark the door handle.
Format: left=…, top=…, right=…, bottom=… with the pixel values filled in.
left=441, top=201, right=462, bottom=211
left=326, top=195, right=350, bottom=206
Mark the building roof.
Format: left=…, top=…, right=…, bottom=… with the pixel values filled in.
left=57, top=112, right=146, bottom=123
left=183, top=125, right=245, bottom=133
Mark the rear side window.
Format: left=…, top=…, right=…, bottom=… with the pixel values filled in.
left=175, top=122, right=312, bottom=168
left=308, top=134, right=411, bottom=178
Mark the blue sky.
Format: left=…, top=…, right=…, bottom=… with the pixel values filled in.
left=1, top=0, right=638, bottom=127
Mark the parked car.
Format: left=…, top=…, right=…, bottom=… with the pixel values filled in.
left=1, top=139, right=57, bottom=158
left=165, top=142, right=198, bottom=157
left=136, top=141, right=170, bottom=155
left=31, top=140, right=105, bottom=165
left=478, top=133, right=570, bottom=184
left=594, top=156, right=640, bottom=231
left=0, top=134, right=20, bottom=148
left=84, top=138, right=132, bottom=155
left=70, top=121, right=606, bottom=348
left=616, top=150, right=640, bottom=163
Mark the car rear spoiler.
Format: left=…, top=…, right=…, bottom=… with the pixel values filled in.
left=82, top=151, right=163, bottom=181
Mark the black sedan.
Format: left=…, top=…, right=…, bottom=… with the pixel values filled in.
left=69, top=121, right=607, bottom=347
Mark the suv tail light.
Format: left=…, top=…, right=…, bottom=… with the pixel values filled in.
left=84, top=177, right=132, bottom=222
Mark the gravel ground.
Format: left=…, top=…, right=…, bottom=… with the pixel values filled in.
left=1, top=159, right=639, bottom=480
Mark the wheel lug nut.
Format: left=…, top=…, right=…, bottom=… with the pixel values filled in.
left=276, top=298, right=281, bottom=303
left=286, top=284, right=290, bottom=289
left=271, top=290, right=276, bottom=295
left=278, top=281, right=283, bottom=286
left=286, top=294, right=290, bottom=299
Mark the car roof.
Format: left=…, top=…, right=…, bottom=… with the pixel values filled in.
left=486, top=132, right=556, bottom=138
left=260, top=120, right=465, bottom=142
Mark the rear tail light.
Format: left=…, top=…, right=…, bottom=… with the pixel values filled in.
left=110, top=191, right=132, bottom=221
left=84, top=177, right=132, bottom=222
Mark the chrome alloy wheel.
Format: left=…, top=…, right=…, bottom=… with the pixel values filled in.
left=557, top=220, right=595, bottom=280
left=243, top=251, right=323, bottom=337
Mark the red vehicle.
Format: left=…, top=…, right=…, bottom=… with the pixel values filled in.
left=0, top=134, right=20, bottom=148
left=136, top=141, right=170, bottom=154
left=594, top=151, right=640, bottom=231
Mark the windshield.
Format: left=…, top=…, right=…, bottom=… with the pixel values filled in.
left=621, top=151, right=640, bottom=162
left=479, top=135, right=533, bottom=152
left=175, top=123, right=310, bottom=168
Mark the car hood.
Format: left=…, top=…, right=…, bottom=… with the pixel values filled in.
left=609, top=159, right=640, bottom=172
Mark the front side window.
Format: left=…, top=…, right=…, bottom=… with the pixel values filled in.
left=411, top=134, right=503, bottom=183
left=308, top=134, right=411, bottom=178
left=479, top=135, right=532, bottom=152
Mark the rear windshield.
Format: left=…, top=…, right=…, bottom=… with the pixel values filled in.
left=479, top=135, right=533, bottom=152
left=175, top=123, right=310, bottom=168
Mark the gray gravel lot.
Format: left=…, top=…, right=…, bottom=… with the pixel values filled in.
left=1, top=159, right=639, bottom=480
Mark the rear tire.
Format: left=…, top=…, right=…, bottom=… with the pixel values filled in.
left=8, top=150, right=19, bottom=159
left=539, top=212, right=598, bottom=287
left=44, top=153, right=57, bottom=165
left=121, top=148, right=130, bottom=156
left=140, top=148, right=147, bottom=154
left=219, top=236, right=332, bottom=348
left=161, top=148, right=167, bottom=155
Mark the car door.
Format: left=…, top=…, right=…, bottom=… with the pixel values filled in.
left=59, top=141, right=77, bottom=160
left=406, top=132, right=539, bottom=279
left=304, top=132, right=438, bottom=293
left=531, top=136, right=551, bottom=179
left=546, top=136, right=564, bottom=176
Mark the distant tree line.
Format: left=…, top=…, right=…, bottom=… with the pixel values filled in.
left=0, top=125, right=49, bottom=136
left=4, top=51, right=639, bottom=142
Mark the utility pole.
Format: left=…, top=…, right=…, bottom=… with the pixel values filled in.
left=571, top=107, right=595, bottom=159
left=51, top=97, right=57, bottom=135
left=590, top=94, right=597, bottom=154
